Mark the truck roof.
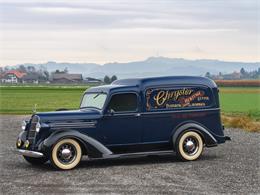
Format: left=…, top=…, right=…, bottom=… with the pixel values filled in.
left=113, top=76, right=217, bottom=88
left=86, top=76, right=217, bottom=93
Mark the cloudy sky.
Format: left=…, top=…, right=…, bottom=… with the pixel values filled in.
left=0, top=0, right=259, bottom=66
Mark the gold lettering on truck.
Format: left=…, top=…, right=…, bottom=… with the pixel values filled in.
left=153, top=88, right=193, bottom=106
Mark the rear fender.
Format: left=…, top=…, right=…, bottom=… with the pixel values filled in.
left=41, top=130, right=112, bottom=158
left=172, top=122, right=218, bottom=149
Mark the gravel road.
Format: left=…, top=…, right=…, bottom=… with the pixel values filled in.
left=0, top=115, right=259, bottom=194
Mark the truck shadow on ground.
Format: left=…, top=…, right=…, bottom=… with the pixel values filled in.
left=26, top=154, right=219, bottom=171
left=77, top=154, right=218, bottom=169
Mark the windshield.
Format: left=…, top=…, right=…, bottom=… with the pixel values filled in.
left=80, top=93, right=107, bottom=110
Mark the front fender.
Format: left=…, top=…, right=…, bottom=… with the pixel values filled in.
left=41, top=130, right=112, bottom=158
left=172, top=122, right=218, bottom=149
left=17, top=131, right=27, bottom=142
left=16, top=131, right=27, bottom=148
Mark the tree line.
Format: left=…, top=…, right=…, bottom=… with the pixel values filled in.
left=1, top=65, right=119, bottom=83
left=205, top=67, right=260, bottom=80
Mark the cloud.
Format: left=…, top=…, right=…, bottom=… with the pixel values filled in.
left=28, top=7, right=87, bottom=14
left=1, top=0, right=257, bottom=31
left=0, top=0, right=259, bottom=65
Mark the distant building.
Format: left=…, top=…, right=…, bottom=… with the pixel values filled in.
left=223, top=72, right=241, bottom=80
left=84, top=77, right=103, bottom=84
left=1, top=70, right=26, bottom=83
left=50, top=73, right=83, bottom=83
left=21, top=73, right=41, bottom=84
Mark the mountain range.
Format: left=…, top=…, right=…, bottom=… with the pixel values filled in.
left=9, top=57, right=259, bottom=79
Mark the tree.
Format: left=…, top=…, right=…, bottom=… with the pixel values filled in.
left=240, top=68, right=246, bottom=76
left=104, top=75, right=111, bottom=84
left=18, top=65, right=27, bottom=73
left=43, top=70, right=49, bottom=80
left=111, top=75, right=117, bottom=82
left=27, top=66, right=36, bottom=72
left=64, top=67, right=69, bottom=73
left=205, top=72, right=211, bottom=78
left=4, top=66, right=9, bottom=71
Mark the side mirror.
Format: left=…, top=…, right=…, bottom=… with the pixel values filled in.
left=107, top=109, right=115, bottom=115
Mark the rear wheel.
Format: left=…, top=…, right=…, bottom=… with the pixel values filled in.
left=50, top=138, right=82, bottom=170
left=23, top=156, right=48, bottom=165
left=176, top=131, right=203, bottom=161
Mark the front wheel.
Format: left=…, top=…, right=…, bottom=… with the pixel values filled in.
left=23, top=156, right=48, bottom=165
left=50, top=138, right=82, bottom=170
left=176, top=131, right=204, bottom=161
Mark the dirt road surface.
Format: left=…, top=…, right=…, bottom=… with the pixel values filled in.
left=0, top=115, right=259, bottom=194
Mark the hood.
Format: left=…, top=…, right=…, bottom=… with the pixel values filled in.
left=35, top=108, right=102, bottom=123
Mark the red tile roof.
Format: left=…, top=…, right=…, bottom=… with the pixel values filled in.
left=4, top=70, right=26, bottom=78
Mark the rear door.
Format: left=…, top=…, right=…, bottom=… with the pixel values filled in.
left=142, top=86, right=214, bottom=144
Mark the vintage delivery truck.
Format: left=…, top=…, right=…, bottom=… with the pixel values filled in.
left=16, top=76, right=230, bottom=170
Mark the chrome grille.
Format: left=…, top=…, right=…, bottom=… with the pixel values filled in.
left=27, top=115, right=39, bottom=144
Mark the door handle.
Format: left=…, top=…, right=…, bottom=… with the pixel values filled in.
left=135, top=113, right=141, bottom=117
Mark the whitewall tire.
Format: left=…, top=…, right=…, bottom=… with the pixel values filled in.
left=50, top=138, right=82, bottom=170
left=176, top=131, right=203, bottom=161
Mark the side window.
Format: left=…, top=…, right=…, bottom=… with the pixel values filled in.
left=107, top=93, right=138, bottom=112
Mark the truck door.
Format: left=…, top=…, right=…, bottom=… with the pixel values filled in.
left=101, top=92, right=142, bottom=153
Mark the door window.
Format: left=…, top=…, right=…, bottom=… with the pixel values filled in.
left=107, top=93, right=138, bottom=112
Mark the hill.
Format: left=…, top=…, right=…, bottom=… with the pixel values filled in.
left=5, top=57, right=259, bottom=79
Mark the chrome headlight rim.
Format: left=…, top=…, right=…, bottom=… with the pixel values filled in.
left=17, top=138, right=22, bottom=147
left=21, top=121, right=27, bottom=130
left=36, top=122, right=41, bottom=132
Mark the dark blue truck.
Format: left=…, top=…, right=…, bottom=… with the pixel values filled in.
left=16, top=76, right=230, bottom=170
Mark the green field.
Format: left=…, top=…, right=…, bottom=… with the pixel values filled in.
left=0, top=86, right=86, bottom=114
left=219, top=87, right=260, bottom=119
left=0, top=86, right=259, bottom=119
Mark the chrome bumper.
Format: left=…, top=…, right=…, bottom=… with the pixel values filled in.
left=16, top=149, right=45, bottom=158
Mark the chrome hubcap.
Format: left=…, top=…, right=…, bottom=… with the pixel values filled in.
left=185, top=140, right=195, bottom=151
left=57, top=143, right=77, bottom=164
left=61, top=148, right=72, bottom=160
left=183, top=137, right=199, bottom=156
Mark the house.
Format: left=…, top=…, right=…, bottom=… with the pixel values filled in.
left=1, top=70, right=26, bottom=83
left=223, top=72, right=241, bottom=80
left=21, top=73, right=40, bottom=84
left=50, top=73, right=83, bottom=83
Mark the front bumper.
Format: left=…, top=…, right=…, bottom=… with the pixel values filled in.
left=16, top=149, right=45, bottom=158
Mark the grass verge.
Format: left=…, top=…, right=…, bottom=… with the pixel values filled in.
left=221, top=114, right=260, bottom=132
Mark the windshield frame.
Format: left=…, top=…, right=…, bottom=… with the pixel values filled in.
left=80, top=92, right=108, bottom=110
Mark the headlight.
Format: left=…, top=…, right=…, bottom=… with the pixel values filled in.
left=21, top=121, right=27, bottom=130
left=36, top=122, right=41, bottom=132
left=17, top=139, right=22, bottom=147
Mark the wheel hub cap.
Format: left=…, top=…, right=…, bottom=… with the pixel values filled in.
left=185, top=140, right=195, bottom=152
left=61, top=148, right=72, bottom=160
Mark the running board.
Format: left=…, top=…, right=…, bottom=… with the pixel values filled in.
left=88, top=150, right=174, bottom=160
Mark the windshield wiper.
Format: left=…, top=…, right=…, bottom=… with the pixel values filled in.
left=93, top=93, right=100, bottom=99
left=93, top=91, right=105, bottom=99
